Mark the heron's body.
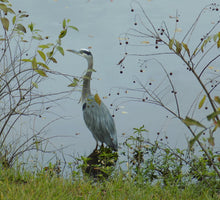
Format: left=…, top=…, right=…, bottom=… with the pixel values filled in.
left=67, top=48, right=118, bottom=151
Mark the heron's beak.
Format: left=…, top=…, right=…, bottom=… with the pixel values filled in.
left=66, top=49, right=80, bottom=55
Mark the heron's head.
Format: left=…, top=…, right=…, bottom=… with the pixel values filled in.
left=67, top=48, right=93, bottom=62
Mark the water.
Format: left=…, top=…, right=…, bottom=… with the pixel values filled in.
left=10, top=0, right=220, bottom=166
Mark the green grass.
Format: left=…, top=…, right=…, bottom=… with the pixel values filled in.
left=0, top=168, right=219, bottom=200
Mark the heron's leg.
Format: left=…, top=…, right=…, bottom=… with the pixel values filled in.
left=95, top=140, right=98, bottom=150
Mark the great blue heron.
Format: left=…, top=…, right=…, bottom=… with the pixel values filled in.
left=67, top=49, right=118, bottom=151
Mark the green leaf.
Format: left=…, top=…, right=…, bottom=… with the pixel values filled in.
left=68, top=78, right=79, bottom=87
left=217, top=39, right=220, bottom=48
left=56, top=46, right=64, bottom=56
left=213, top=32, right=218, bottom=42
left=16, top=23, right=26, bottom=33
left=37, top=50, right=46, bottom=61
left=175, top=40, right=182, bottom=54
left=0, top=3, right=7, bottom=12
left=12, top=15, right=16, bottom=25
left=188, top=131, right=203, bottom=151
left=38, top=43, right=53, bottom=49
left=35, top=69, right=47, bottom=77
left=169, top=38, right=174, bottom=50
left=192, top=48, right=198, bottom=56
left=68, top=25, right=79, bottom=31
left=21, top=58, right=32, bottom=62
left=68, top=82, right=78, bottom=87
left=28, top=22, right=34, bottom=32
left=32, top=82, right=38, bottom=88
left=208, top=135, right=215, bottom=146
left=0, top=0, right=9, bottom=3
left=38, top=62, right=50, bottom=70
left=1, top=17, right=9, bottom=31
left=182, top=117, right=206, bottom=128
left=198, top=95, right=206, bottom=109
left=59, top=29, right=67, bottom=38
left=207, top=111, right=220, bottom=121
left=182, top=42, right=190, bottom=57
left=49, top=57, right=57, bottom=63
left=6, top=7, right=15, bottom=14
left=201, top=36, right=212, bottom=52
left=62, top=18, right=66, bottom=29
left=19, top=14, right=28, bottom=18
left=32, top=35, right=43, bottom=40
left=32, top=57, right=37, bottom=69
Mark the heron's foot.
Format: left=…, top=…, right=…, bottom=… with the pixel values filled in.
left=94, top=142, right=99, bottom=152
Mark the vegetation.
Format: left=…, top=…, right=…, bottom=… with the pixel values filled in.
left=0, top=166, right=219, bottom=200
left=0, top=1, right=219, bottom=199
left=117, top=0, right=220, bottom=186
left=0, top=0, right=78, bottom=167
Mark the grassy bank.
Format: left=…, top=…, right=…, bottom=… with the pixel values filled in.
left=0, top=168, right=219, bottom=200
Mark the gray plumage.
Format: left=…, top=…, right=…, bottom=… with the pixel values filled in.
left=67, top=48, right=118, bottom=151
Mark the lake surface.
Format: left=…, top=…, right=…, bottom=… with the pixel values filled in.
left=12, top=0, right=220, bottom=164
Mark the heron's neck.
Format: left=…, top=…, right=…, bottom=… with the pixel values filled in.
left=82, top=58, right=93, bottom=102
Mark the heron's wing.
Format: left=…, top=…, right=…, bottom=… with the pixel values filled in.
left=82, top=95, right=118, bottom=150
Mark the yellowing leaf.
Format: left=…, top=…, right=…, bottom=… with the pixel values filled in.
left=32, top=82, right=38, bottom=88
left=208, top=135, right=215, bottom=146
left=6, top=8, right=15, bottom=14
left=0, top=3, right=7, bottom=12
left=12, top=16, right=16, bottom=25
left=198, top=95, right=206, bottom=109
left=175, top=28, right=182, bottom=33
left=141, top=41, right=150, bottom=44
left=192, top=48, right=198, bottom=56
left=175, top=40, right=182, bottom=54
left=38, top=62, right=50, bottom=70
left=35, top=69, right=48, bottom=77
left=49, top=57, right=57, bottom=63
left=208, top=66, right=214, bottom=70
left=217, top=39, right=220, bottom=48
left=182, top=42, right=190, bottom=57
left=214, top=96, right=220, bottom=104
left=94, top=93, right=101, bottom=106
left=182, top=117, right=206, bottom=128
left=1, top=17, right=9, bottom=31
left=118, top=37, right=129, bottom=41
left=37, top=50, right=46, bottom=61
left=201, top=36, right=212, bottom=52
left=169, top=38, right=174, bottom=50
left=59, top=29, right=67, bottom=38
left=16, top=24, right=26, bottom=33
